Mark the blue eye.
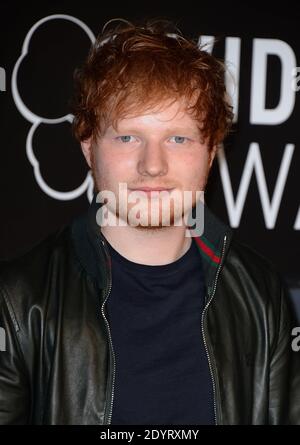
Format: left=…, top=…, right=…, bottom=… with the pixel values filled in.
left=170, top=136, right=187, bottom=144
left=118, top=135, right=134, bottom=143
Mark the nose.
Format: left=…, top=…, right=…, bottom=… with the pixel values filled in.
left=137, top=141, right=168, bottom=177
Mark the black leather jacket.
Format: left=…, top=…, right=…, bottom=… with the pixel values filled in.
left=0, top=198, right=299, bottom=425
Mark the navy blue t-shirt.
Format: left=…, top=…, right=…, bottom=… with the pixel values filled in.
left=105, top=237, right=215, bottom=425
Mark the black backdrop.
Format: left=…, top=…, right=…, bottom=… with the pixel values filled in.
left=0, top=1, right=299, bottom=320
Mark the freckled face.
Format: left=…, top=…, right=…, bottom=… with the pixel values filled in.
left=81, top=99, right=216, bottom=228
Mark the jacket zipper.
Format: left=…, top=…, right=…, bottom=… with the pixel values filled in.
left=100, top=232, right=227, bottom=425
left=201, top=234, right=227, bottom=425
left=99, top=238, right=115, bottom=425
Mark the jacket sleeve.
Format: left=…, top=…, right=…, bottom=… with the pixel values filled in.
left=269, top=283, right=300, bottom=425
left=0, top=287, right=30, bottom=424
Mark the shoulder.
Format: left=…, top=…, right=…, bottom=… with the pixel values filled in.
left=0, top=224, right=76, bottom=318
left=218, top=236, right=296, bottom=356
left=225, top=235, right=282, bottom=287
left=223, top=235, right=294, bottom=326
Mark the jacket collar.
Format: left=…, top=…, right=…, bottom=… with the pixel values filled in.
left=71, top=193, right=233, bottom=298
left=191, top=202, right=233, bottom=297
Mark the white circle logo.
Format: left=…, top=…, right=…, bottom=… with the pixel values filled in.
left=11, top=14, right=95, bottom=202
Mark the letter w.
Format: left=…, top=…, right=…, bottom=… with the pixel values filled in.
left=218, top=142, right=294, bottom=228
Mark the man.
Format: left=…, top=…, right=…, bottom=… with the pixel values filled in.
left=0, top=19, right=299, bottom=425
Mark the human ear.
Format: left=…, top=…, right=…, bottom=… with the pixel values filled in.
left=80, top=138, right=93, bottom=169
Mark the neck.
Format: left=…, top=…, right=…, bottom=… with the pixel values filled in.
left=101, top=222, right=192, bottom=266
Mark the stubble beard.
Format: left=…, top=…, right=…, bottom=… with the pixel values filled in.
left=90, top=156, right=206, bottom=232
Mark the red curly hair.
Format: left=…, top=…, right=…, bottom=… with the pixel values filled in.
left=71, top=18, right=233, bottom=150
